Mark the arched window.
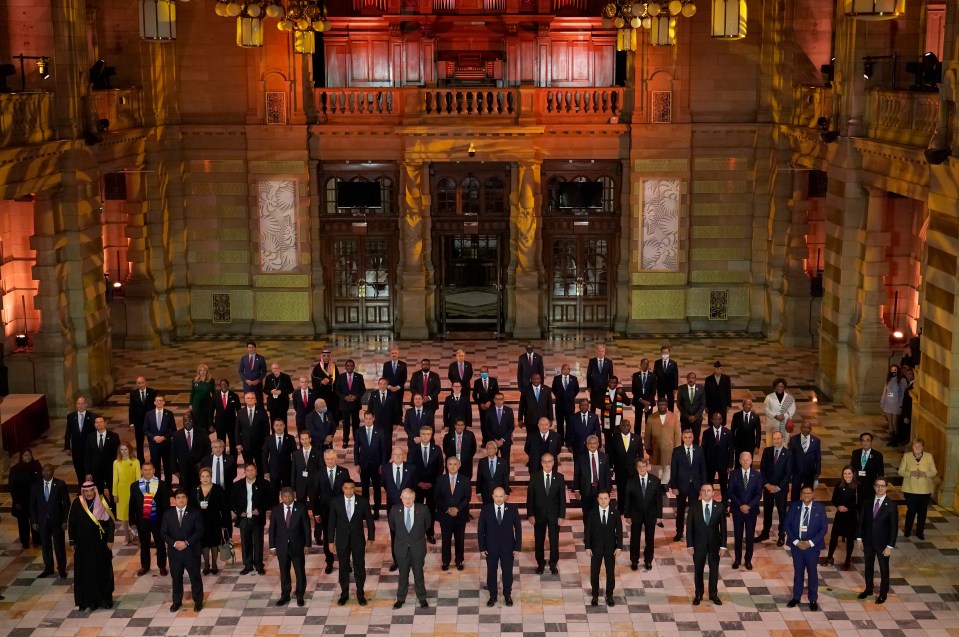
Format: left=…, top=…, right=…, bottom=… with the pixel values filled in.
left=325, top=177, right=340, bottom=215
left=437, top=177, right=457, bottom=215
left=461, top=177, right=480, bottom=215
left=484, top=177, right=505, bottom=216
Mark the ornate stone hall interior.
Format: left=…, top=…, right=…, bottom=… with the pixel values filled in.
left=2, top=0, right=959, bottom=634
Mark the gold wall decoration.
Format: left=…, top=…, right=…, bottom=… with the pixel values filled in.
left=257, top=180, right=298, bottom=272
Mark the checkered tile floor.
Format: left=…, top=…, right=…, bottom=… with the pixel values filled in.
left=2, top=335, right=958, bottom=636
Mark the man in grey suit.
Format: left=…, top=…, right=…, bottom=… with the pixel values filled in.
left=389, top=488, right=430, bottom=609
left=677, top=372, right=706, bottom=446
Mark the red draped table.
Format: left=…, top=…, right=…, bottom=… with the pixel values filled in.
left=2, top=394, right=50, bottom=455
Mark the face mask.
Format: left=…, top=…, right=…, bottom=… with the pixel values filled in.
left=320, top=407, right=327, bottom=414
left=480, top=372, right=488, bottom=379
left=662, top=354, right=669, bottom=361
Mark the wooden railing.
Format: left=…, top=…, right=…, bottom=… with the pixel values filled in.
left=360, top=0, right=590, bottom=14
left=864, top=88, right=939, bottom=148
left=313, top=86, right=624, bottom=125
left=791, top=85, right=833, bottom=128
left=91, top=87, right=145, bottom=132
left=0, top=92, right=55, bottom=148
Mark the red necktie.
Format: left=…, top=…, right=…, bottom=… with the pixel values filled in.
left=591, top=454, right=599, bottom=487
left=347, top=375, right=353, bottom=390
left=302, top=389, right=307, bottom=405
left=459, top=363, right=464, bottom=378
left=187, top=430, right=192, bottom=448
left=249, top=355, right=254, bottom=369
left=222, top=393, right=227, bottom=408
left=285, top=506, right=292, bottom=528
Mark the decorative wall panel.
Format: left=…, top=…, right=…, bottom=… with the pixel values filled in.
left=641, top=179, right=680, bottom=271
left=257, top=180, right=298, bottom=272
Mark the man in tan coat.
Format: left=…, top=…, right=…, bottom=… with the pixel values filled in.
left=643, top=398, right=682, bottom=487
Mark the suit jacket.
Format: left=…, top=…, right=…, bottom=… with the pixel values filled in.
left=238, top=353, right=268, bottom=387
left=686, top=499, right=727, bottom=553
left=442, top=429, right=478, bottom=479
left=305, top=410, right=336, bottom=448
left=703, top=373, right=733, bottom=416
left=701, top=426, right=734, bottom=473
left=235, top=406, right=270, bottom=452
left=382, top=360, right=409, bottom=395
left=525, top=429, right=562, bottom=472
left=29, top=477, right=71, bottom=527
left=128, top=479, right=171, bottom=525
left=144, top=409, right=176, bottom=445
left=65, top=411, right=98, bottom=458
left=229, top=477, right=273, bottom=524
left=160, top=506, right=204, bottom=557
left=389, top=502, right=429, bottom=560
left=653, top=358, right=679, bottom=398
left=677, top=384, right=706, bottom=425
left=476, top=457, right=510, bottom=503
left=568, top=411, right=601, bottom=453
left=262, top=432, right=296, bottom=483
left=264, top=372, right=295, bottom=417
left=471, top=376, right=500, bottom=414
left=129, top=388, right=157, bottom=428
left=212, top=390, right=241, bottom=431
left=599, top=387, right=631, bottom=429
left=575, top=451, right=613, bottom=494
left=851, top=449, right=884, bottom=490
left=623, top=473, right=663, bottom=520
left=785, top=500, right=828, bottom=551
left=858, top=495, right=898, bottom=550
left=199, top=454, right=237, bottom=496
left=327, top=495, right=375, bottom=548
left=586, top=357, right=615, bottom=405
left=584, top=506, right=624, bottom=554
left=409, top=370, right=442, bottom=412
left=729, top=410, right=761, bottom=453
left=369, top=390, right=399, bottom=431
left=484, top=406, right=515, bottom=447
left=630, top=371, right=658, bottom=412
left=410, top=443, right=443, bottom=488
left=551, top=374, right=580, bottom=413
left=354, top=426, right=389, bottom=470
left=83, top=430, right=121, bottom=488
left=291, top=388, right=317, bottom=431
left=447, top=361, right=474, bottom=388
left=404, top=408, right=435, bottom=451
left=669, top=445, right=707, bottom=495
left=517, top=352, right=545, bottom=390
left=727, top=467, right=763, bottom=515
left=526, top=471, right=566, bottom=521
left=760, top=445, right=793, bottom=490
left=519, top=385, right=554, bottom=426
left=268, top=501, right=312, bottom=551
left=315, top=465, right=351, bottom=510
left=171, top=428, right=211, bottom=477
left=290, top=447, right=321, bottom=502
left=442, top=392, right=472, bottom=429
left=608, top=431, right=643, bottom=478
left=787, top=434, right=822, bottom=482
left=478, top=502, right=522, bottom=554
left=310, top=362, right=339, bottom=411
left=333, top=372, right=366, bottom=413
left=434, top=473, right=471, bottom=521
left=381, top=461, right=416, bottom=508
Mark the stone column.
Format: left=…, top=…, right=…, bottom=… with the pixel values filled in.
left=50, top=0, right=88, bottom=140
left=509, top=160, right=543, bottom=339
left=779, top=173, right=818, bottom=347
left=308, top=158, right=328, bottom=334
left=397, top=161, right=431, bottom=339
left=764, top=166, right=799, bottom=339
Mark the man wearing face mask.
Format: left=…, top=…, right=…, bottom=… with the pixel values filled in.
left=653, top=346, right=679, bottom=413
left=305, top=399, right=336, bottom=451
left=472, top=367, right=499, bottom=443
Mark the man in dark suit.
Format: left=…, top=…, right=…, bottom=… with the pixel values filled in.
left=728, top=451, right=762, bottom=570
left=653, top=346, right=679, bottom=412
left=230, top=462, right=272, bottom=575
left=608, top=419, right=643, bottom=513
left=669, top=429, right=707, bottom=542
left=477, top=441, right=510, bottom=504
left=369, top=377, right=399, bottom=440
left=677, top=372, right=706, bottom=446
left=291, top=376, right=316, bottom=434
left=383, top=348, right=408, bottom=413
left=129, top=463, right=170, bottom=577
left=701, top=412, right=734, bottom=506
left=525, top=416, right=562, bottom=475
left=334, top=359, right=366, bottom=448
left=355, top=411, right=389, bottom=518
left=585, top=490, right=623, bottom=606
left=310, top=349, right=339, bottom=422
left=30, top=464, right=70, bottom=578
left=212, top=379, right=241, bottom=451
left=623, top=459, right=662, bottom=571
left=442, top=381, right=472, bottom=430
left=129, top=376, right=157, bottom=463
left=305, top=398, right=336, bottom=451
left=703, top=361, right=733, bottom=426
left=586, top=343, right=614, bottom=415
left=575, top=435, right=612, bottom=519
left=484, top=393, right=515, bottom=462
left=171, top=416, right=210, bottom=494
left=382, top=447, right=416, bottom=571
left=686, top=484, right=727, bottom=605
left=478, top=487, right=523, bottom=607
left=315, top=449, right=350, bottom=571
left=447, top=349, right=473, bottom=390
left=519, top=373, right=553, bottom=430
left=235, top=392, right=270, bottom=470
left=472, top=367, right=499, bottom=442
left=264, top=362, right=295, bottom=427
left=443, top=419, right=477, bottom=481
left=268, top=487, right=311, bottom=607
left=630, top=358, right=657, bottom=427
left=436, top=457, right=471, bottom=570
left=527, top=452, right=565, bottom=574
left=411, top=425, right=443, bottom=543
left=517, top=343, right=545, bottom=392
left=729, top=398, right=761, bottom=460
left=145, top=395, right=176, bottom=485
left=756, top=430, right=792, bottom=546
left=290, top=431, right=320, bottom=506
left=857, top=477, right=897, bottom=604
left=403, top=393, right=433, bottom=455
left=410, top=359, right=442, bottom=413
left=787, top=421, right=822, bottom=500
left=160, top=490, right=204, bottom=612
left=200, top=440, right=236, bottom=499
left=262, top=419, right=295, bottom=495
left=851, top=432, right=884, bottom=508
left=327, top=479, right=375, bottom=606
left=238, top=340, right=268, bottom=407
left=84, top=417, right=120, bottom=496
left=785, top=485, right=828, bottom=611
left=64, top=396, right=97, bottom=484
left=569, top=398, right=600, bottom=485
left=389, top=488, right=430, bottom=609
left=551, top=363, right=579, bottom=446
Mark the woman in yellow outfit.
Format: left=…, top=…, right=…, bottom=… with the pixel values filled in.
left=112, top=441, right=141, bottom=543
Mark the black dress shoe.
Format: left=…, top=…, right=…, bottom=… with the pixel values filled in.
left=673, top=533, right=684, bottom=542
left=709, top=596, right=722, bottom=606
left=809, top=602, right=819, bottom=611
left=486, top=598, right=496, bottom=607
left=903, top=531, right=910, bottom=538
left=630, top=563, right=638, bottom=571
left=786, top=599, right=799, bottom=608
left=358, top=594, right=367, bottom=606
left=419, top=599, right=428, bottom=608
left=504, top=596, right=513, bottom=607
left=876, top=595, right=887, bottom=604
left=193, top=602, right=203, bottom=612
left=170, top=602, right=182, bottom=612
left=389, top=563, right=399, bottom=572
left=337, top=595, right=348, bottom=606
left=731, top=562, right=740, bottom=570
left=257, top=568, right=266, bottom=575
left=657, top=521, right=664, bottom=528
left=393, top=601, right=404, bottom=609
left=159, top=567, right=168, bottom=576
left=202, top=567, right=211, bottom=576
left=916, top=533, right=925, bottom=541
left=745, top=561, right=753, bottom=570
left=136, top=568, right=150, bottom=577
left=456, top=562, right=464, bottom=571
left=535, top=565, right=545, bottom=574
left=550, top=565, right=559, bottom=575
left=276, top=597, right=290, bottom=606
left=692, top=596, right=701, bottom=606
left=606, top=597, right=615, bottom=607
left=442, top=564, right=450, bottom=572
left=297, top=597, right=305, bottom=607
left=858, top=591, right=873, bottom=600
left=755, top=534, right=769, bottom=543
left=58, top=571, right=67, bottom=579
left=324, top=565, right=334, bottom=574
left=240, top=566, right=253, bottom=575
left=824, top=557, right=834, bottom=566
left=776, top=537, right=785, bottom=547
left=591, top=596, right=598, bottom=606
left=37, top=570, right=53, bottom=578
left=643, top=563, right=652, bottom=572
left=211, top=567, right=219, bottom=575
left=373, top=512, right=380, bottom=521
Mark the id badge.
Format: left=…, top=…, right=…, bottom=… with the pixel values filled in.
left=302, top=471, right=309, bottom=477
left=799, top=525, right=808, bottom=534
left=858, top=470, right=866, bottom=477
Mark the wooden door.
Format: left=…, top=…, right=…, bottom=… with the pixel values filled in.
left=548, top=236, right=611, bottom=328
left=330, top=237, right=393, bottom=329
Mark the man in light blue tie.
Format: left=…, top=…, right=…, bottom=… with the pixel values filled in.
left=389, top=488, right=430, bottom=609
left=785, top=486, right=828, bottom=611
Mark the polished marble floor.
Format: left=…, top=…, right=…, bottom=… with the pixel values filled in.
left=2, top=334, right=957, bottom=636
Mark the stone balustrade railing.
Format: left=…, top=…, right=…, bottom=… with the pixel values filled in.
left=91, top=87, right=145, bottom=132
left=0, top=92, right=55, bottom=148
left=864, top=88, right=939, bottom=148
